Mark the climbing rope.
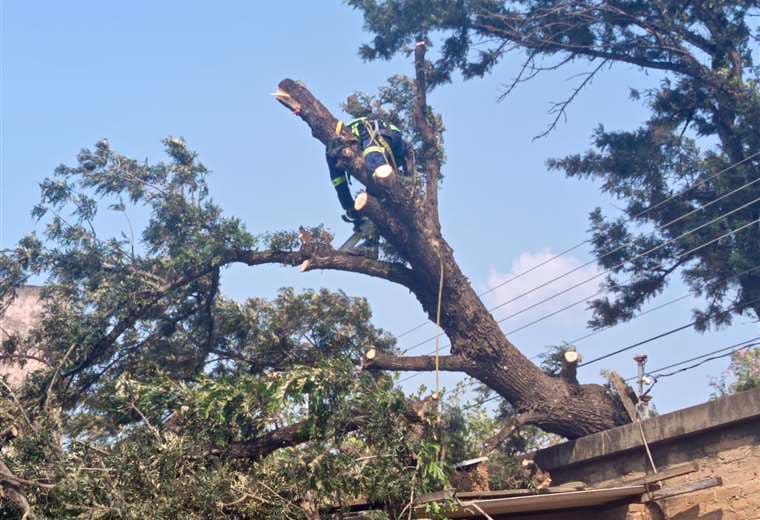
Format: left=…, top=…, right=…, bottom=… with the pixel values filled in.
left=434, top=251, right=444, bottom=403
left=433, top=246, right=445, bottom=460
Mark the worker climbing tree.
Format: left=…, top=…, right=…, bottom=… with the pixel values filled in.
left=270, top=40, right=630, bottom=440
left=5, top=2, right=760, bottom=517
left=328, top=117, right=409, bottom=257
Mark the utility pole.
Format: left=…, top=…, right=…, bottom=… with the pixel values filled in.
left=633, top=353, right=652, bottom=419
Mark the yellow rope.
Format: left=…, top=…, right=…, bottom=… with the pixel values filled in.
left=433, top=249, right=445, bottom=459
left=433, top=249, right=444, bottom=402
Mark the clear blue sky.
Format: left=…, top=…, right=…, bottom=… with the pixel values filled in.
left=2, top=1, right=755, bottom=413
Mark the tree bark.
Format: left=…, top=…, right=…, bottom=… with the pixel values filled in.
left=273, top=45, right=628, bottom=439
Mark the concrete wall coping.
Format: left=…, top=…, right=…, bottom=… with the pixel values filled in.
left=534, top=386, right=760, bottom=471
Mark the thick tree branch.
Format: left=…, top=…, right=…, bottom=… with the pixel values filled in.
left=228, top=246, right=415, bottom=290
left=63, top=235, right=415, bottom=386
left=0, top=460, right=31, bottom=519
left=473, top=19, right=692, bottom=75
left=226, top=399, right=431, bottom=460
left=226, top=418, right=359, bottom=460
left=413, top=41, right=442, bottom=214
left=559, top=351, right=581, bottom=386
left=273, top=70, right=629, bottom=439
left=362, top=347, right=477, bottom=373
left=275, top=78, right=421, bottom=257
left=275, top=79, right=371, bottom=188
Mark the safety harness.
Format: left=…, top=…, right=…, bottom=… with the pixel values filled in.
left=348, top=117, right=402, bottom=177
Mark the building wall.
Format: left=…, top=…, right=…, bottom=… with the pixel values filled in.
left=0, top=286, right=45, bottom=386
left=529, top=387, right=760, bottom=520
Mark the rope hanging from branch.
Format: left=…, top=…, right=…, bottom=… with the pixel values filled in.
left=434, top=251, right=444, bottom=403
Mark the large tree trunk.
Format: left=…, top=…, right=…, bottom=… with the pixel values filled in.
left=272, top=43, right=628, bottom=439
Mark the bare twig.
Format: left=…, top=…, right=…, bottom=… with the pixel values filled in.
left=534, top=59, right=609, bottom=139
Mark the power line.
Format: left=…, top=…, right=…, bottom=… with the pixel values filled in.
left=567, top=263, right=760, bottom=345
left=503, top=289, right=604, bottom=336
left=464, top=338, right=760, bottom=411
left=400, top=218, right=760, bottom=387
left=393, top=150, right=760, bottom=343
left=625, top=336, right=760, bottom=382
left=395, top=154, right=760, bottom=390
left=489, top=210, right=760, bottom=334
left=568, top=294, right=692, bottom=345
left=645, top=341, right=760, bottom=382
left=394, top=243, right=591, bottom=340
left=579, top=294, right=760, bottom=368
left=402, top=190, right=760, bottom=354
left=488, top=195, right=760, bottom=318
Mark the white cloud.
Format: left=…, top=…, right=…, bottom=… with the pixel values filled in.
left=485, top=249, right=603, bottom=331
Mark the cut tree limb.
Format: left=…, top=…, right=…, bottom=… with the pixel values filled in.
left=271, top=74, right=630, bottom=439
left=270, top=74, right=627, bottom=438
left=229, top=247, right=416, bottom=291
left=0, top=426, right=18, bottom=446
left=560, top=351, right=581, bottom=386
left=362, top=348, right=479, bottom=373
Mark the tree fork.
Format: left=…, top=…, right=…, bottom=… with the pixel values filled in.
left=275, top=77, right=628, bottom=439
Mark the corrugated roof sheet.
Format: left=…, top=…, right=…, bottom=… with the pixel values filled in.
left=416, top=485, right=647, bottom=518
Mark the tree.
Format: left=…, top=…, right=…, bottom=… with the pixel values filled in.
left=348, top=0, right=760, bottom=331
left=0, top=23, right=641, bottom=519
left=1, top=283, right=461, bottom=518
left=269, top=47, right=630, bottom=438
left=711, top=346, right=760, bottom=395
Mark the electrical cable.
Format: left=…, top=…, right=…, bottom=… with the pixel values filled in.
left=466, top=338, right=760, bottom=411
left=402, top=193, right=760, bottom=354
left=579, top=294, right=760, bottom=368
left=628, top=337, right=760, bottom=382
left=399, top=218, right=760, bottom=382
left=493, top=213, right=760, bottom=335
left=644, top=343, right=760, bottom=382
left=393, top=151, right=760, bottom=344
left=399, top=258, right=760, bottom=384
left=394, top=154, right=760, bottom=392
left=567, top=263, right=760, bottom=345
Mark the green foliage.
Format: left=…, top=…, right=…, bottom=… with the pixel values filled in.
left=0, top=135, right=523, bottom=518
left=711, top=346, right=760, bottom=396
left=343, top=74, right=447, bottom=176
left=349, top=0, right=760, bottom=329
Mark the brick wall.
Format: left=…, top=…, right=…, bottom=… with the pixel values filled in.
left=531, top=387, right=760, bottom=520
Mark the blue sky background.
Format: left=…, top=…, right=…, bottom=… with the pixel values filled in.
left=2, top=1, right=757, bottom=414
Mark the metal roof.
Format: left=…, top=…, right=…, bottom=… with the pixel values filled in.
left=416, top=485, right=647, bottom=518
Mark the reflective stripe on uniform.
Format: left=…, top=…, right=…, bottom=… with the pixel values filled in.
left=347, top=117, right=368, bottom=127
left=332, top=177, right=347, bottom=187
left=362, top=145, right=387, bottom=156
left=348, top=117, right=367, bottom=138
left=335, top=120, right=344, bottom=135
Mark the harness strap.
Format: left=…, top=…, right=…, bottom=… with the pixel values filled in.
left=362, top=145, right=387, bottom=156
